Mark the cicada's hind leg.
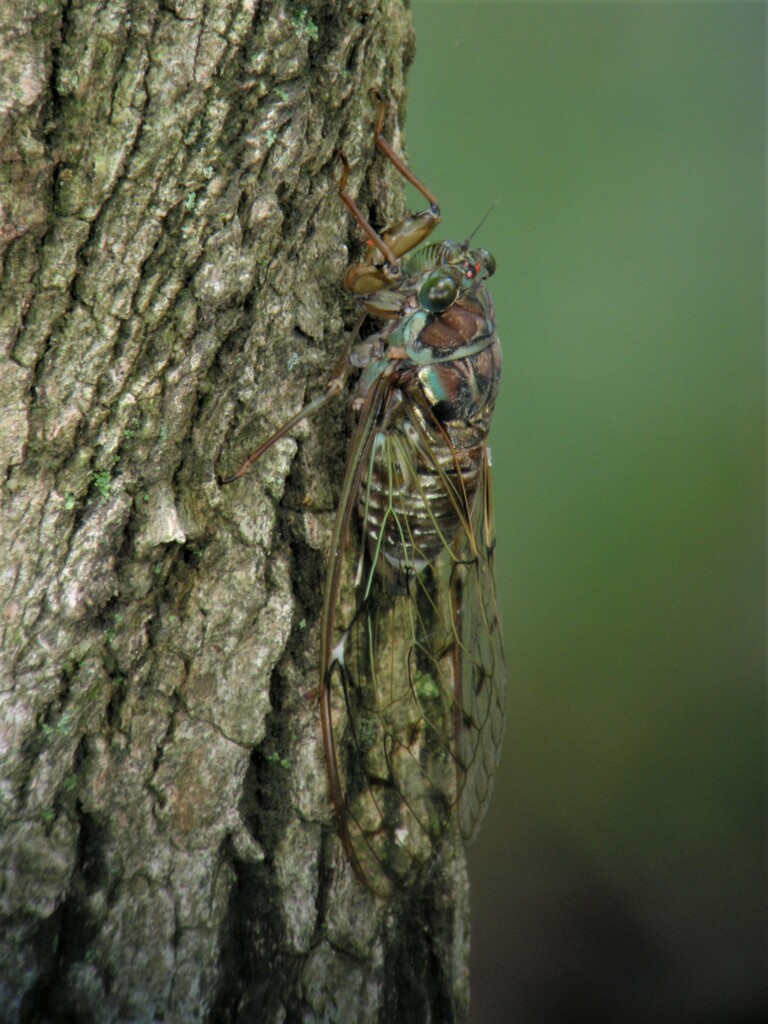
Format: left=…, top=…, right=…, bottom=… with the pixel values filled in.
left=217, top=379, right=343, bottom=484
left=218, top=332, right=366, bottom=485
left=341, top=90, right=442, bottom=296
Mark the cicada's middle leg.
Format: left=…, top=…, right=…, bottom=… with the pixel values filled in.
left=340, top=90, right=442, bottom=296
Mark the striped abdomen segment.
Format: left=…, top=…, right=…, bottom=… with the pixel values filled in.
left=359, top=424, right=485, bottom=572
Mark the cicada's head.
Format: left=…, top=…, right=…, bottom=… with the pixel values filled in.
left=410, top=242, right=496, bottom=315
left=440, top=241, right=496, bottom=287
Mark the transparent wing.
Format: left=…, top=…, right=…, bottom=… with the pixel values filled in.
left=453, top=448, right=507, bottom=844
left=320, top=383, right=505, bottom=896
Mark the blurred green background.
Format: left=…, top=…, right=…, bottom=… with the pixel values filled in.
left=406, top=3, right=765, bottom=1022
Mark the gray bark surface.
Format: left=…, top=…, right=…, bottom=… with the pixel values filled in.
left=0, top=1, right=470, bottom=1020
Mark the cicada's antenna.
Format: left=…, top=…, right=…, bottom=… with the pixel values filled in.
left=462, top=200, right=499, bottom=247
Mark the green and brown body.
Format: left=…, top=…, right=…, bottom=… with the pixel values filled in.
left=322, top=128, right=505, bottom=894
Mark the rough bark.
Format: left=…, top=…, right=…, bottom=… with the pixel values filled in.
left=0, top=1, right=470, bottom=1021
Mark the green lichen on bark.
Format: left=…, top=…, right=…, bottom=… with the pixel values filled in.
left=0, top=1, right=470, bottom=1020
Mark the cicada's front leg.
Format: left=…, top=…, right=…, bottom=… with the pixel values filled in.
left=340, top=90, right=441, bottom=296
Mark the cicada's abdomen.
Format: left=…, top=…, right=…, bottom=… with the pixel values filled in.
left=360, top=429, right=482, bottom=572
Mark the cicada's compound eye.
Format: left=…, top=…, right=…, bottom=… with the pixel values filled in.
left=477, top=248, right=496, bottom=279
left=418, top=268, right=462, bottom=313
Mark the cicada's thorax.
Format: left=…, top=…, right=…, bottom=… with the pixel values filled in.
left=355, top=251, right=501, bottom=573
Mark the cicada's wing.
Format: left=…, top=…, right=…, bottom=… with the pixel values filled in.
left=320, top=381, right=505, bottom=896
left=451, top=447, right=506, bottom=843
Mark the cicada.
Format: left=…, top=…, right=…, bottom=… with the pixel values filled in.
left=222, top=93, right=506, bottom=897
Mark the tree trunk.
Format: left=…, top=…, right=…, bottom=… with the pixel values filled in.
left=0, top=1, right=470, bottom=1021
